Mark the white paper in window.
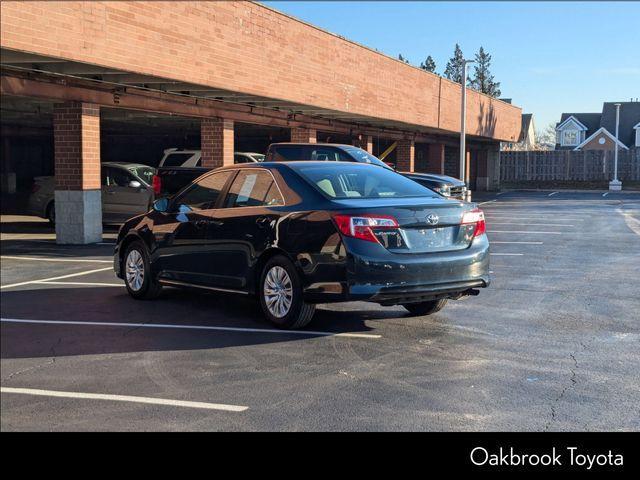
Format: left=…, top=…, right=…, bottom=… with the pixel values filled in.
left=237, top=174, right=257, bottom=203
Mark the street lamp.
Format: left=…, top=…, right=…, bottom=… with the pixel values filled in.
left=609, top=103, right=622, bottom=191
left=460, top=59, right=475, bottom=197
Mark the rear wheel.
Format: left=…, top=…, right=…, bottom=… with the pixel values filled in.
left=403, top=299, right=448, bottom=316
left=259, top=255, right=315, bottom=329
left=123, top=241, right=162, bottom=299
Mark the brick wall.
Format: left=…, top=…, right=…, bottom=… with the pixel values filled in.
left=396, top=140, right=415, bottom=172
left=291, top=127, right=317, bottom=143
left=53, top=102, right=100, bottom=190
left=0, top=1, right=521, bottom=142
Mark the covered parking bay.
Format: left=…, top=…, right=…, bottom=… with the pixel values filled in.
left=0, top=2, right=520, bottom=244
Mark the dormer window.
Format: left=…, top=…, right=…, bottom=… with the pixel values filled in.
left=563, top=130, right=579, bottom=146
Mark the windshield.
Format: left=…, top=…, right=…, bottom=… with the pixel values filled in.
left=343, top=147, right=392, bottom=170
left=128, top=166, right=156, bottom=186
left=295, top=164, right=438, bottom=200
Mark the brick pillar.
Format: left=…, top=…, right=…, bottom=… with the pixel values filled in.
left=354, top=135, right=373, bottom=153
left=53, top=101, right=102, bottom=244
left=426, top=143, right=445, bottom=174
left=475, top=150, right=489, bottom=191
left=396, top=139, right=415, bottom=172
left=201, top=118, right=234, bottom=168
left=486, top=144, right=501, bottom=191
left=290, top=126, right=317, bottom=143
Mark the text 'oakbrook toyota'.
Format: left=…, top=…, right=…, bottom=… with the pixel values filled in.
left=114, top=162, right=489, bottom=329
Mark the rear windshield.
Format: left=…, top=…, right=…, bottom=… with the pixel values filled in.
left=162, top=153, right=197, bottom=167
left=295, top=164, right=438, bottom=199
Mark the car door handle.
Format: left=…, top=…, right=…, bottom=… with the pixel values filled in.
left=209, top=219, right=224, bottom=227
left=256, top=216, right=270, bottom=228
left=106, top=190, right=117, bottom=195
left=194, top=219, right=209, bottom=229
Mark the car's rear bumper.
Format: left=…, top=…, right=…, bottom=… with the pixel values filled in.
left=303, top=235, right=489, bottom=305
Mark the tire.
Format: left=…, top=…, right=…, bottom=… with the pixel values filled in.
left=403, top=299, right=448, bottom=316
left=258, top=254, right=315, bottom=329
left=46, top=201, right=55, bottom=225
left=123, top=241, right=162, bottom=300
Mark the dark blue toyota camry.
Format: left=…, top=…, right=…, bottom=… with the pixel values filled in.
left=114, top=161, right=489, bottom=329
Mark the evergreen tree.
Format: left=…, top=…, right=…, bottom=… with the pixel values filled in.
left=443, top=44, right=464, bottom=83
left=420, top=55, right=437, bottom=73
left=398, top=53, right=410, bottom=64
left=469, top=47, right=501, bottom=97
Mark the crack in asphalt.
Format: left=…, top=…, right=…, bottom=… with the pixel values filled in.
left=4, top=338, right=59, bottom=382
left=544, top=341, right=587, bottom=431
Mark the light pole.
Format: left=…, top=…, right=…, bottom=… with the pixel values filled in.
left=609, top=103, right=622, bottom=191
left=460, top=59, right=474, bottom=197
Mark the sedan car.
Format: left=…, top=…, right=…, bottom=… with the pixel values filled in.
left=114, top=162, right=489, bottom=329
left=28, top=162, right=156, bottom=224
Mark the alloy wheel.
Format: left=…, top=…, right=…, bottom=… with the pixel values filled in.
left=125, top=249, right=145, bottom=292
left=263, top=265, right=293, bottom=318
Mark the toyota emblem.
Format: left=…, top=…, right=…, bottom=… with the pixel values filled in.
left=426, top=213, right=439, bottom=225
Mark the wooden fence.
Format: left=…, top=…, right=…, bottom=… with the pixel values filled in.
left=500, top=149, right=640, bottom=182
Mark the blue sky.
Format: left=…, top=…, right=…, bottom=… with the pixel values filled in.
left=264, top=1, right=640, bottom=131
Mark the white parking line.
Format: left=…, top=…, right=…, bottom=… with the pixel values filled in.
left=34, top=281, right=122, bottom=287
left=479, top=200, right=496, bottom=205
left=602, top=192, right=609, bottom=197
left=548, top=191, right=559, bottom=197
left=1, top=255, right=111, bottom=264
left=490, top=253, right=524, bottom=256
left=487, top=230, right=563, bottom=235
left=490, top=241, right=543, bottom=245
left=0, top=318, right=382, bottom=339
left=0, top=267, right=113, bottom=290
left=485, top=215, right=585, bottom=221
left=488, top=223, right=573, bottom=227
left=0, top=387, right=248, bottom=412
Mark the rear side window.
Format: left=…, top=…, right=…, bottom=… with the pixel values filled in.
left=225, top=170, right=284, bottom=208
left=103, top=167, right=133, bottom=187
left=173, top=171, right=233, bottom=211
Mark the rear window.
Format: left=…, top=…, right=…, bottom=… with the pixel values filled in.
left=128, top=166, right=156, bottom=186
left=162, top=153, right=198, bottom=167
left=295, top=164, right=437, bottom=199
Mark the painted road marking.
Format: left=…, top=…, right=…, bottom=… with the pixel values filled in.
left=490, top=241, right=543, bottom=245
left=1, top=255, right=111, bottom=264
left=602, top=192, right=609, bottom=197
left=33, top=281, right=122, bottom=287
left=0, top=267, right=113, bottom=290
left=0, top=387, right=248, bottom=412
left=479, top=200, right=496, bottom=205
left=490, top=253, right=524, bottom=256
left=487, top=230, right=563, bottom=235
left=548, top=191, right=559, bottom=197
left=488, top=223, right=574, bottom=227
left=0, top=318, right=382, bottom=339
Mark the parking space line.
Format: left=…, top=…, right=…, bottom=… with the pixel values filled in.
left=0, top=318, right=382, bottom=339
left=1, top=255, right=111, bottom=264
left=490, top=241, right=543, bottom=245
left=479, top=200, right=496, bottom=205
left=487, top=230, right=563, bottom=235
left=0, top=387, right=248, bottom=412
left=0, top=267, right=113, bottom=290
left=34, top=281, right=122, bottom=287
left=548, top=191, right=559, bottom=197
left=602, top=192, right=609, bottom=197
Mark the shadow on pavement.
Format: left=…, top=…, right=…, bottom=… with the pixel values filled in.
left=0, top=286, right=392, bottom=360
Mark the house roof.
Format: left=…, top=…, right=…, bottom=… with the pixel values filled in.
left=573, top=127, right=630, bottom=151
left=600, top=102, right=640, bottom=148
left=557, top=113, right=601, bottom=134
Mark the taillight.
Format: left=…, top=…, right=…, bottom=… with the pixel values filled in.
left=31, top=183, right=41, bottom=193
left=152, top=174, right=162, bottom=195
left=461, top=208, right=486, bottom=237
left=332, top=214, right=399, bottom=243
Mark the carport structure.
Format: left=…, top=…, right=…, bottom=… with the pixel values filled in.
left=0, top=1, right=521, bottom=244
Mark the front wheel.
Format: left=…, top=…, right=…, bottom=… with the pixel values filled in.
left=123, top=241, right=162, bottom=299
left=403, top=299, right=448, bottom=316
left=259, top=255, right=315, bottom=329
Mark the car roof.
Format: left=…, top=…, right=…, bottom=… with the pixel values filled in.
left=269, top=143, right=355, bottom=149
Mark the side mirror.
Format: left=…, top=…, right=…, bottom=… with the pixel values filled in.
left=152, top=197, right=169, bottom=213
left=128, top=180, right=142, bottom=189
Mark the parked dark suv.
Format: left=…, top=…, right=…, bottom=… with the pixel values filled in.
left=265, top=143, right=468, bottom=200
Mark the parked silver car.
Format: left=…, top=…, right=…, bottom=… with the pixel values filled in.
left=28, top=162, right=156, bottom=224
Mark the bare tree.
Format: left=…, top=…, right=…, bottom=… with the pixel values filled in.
left=534, top=122, right=557, bottom=150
